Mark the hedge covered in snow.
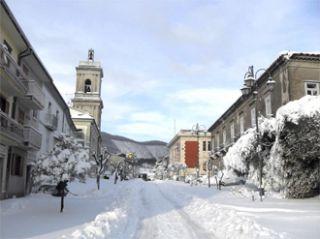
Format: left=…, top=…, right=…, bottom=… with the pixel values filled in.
left=223, top=96, right=320, bottom=198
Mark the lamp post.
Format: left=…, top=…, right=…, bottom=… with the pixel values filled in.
left=242, top=66, right=276, bottom=201
left=192, top=123, right=206, bottom=179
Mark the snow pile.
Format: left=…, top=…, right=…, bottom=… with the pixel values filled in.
left=32, top=134, right=93, bottom=190
left=223, top=96, right=320, bottom=198
left=63, top=208, right=126, bottom=239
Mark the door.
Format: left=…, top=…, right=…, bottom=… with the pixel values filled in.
left=184, top=141, right=199, bottom=168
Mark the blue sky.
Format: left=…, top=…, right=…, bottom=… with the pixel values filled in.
left=7, top=0, right=320, bottom=142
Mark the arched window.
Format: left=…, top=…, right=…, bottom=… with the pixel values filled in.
left=84, top=79, right=91, bottom=93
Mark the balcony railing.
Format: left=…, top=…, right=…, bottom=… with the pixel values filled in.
left=23, top=126, right=42, bottom=150
left=0, top=44, right=28, bottom=95
left=0, top=110, right=24, bottom=144
left=43, top=114, right=58, bottom=131
left=24, top=80, right=45, bottom=110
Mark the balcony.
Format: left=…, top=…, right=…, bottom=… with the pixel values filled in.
left=24, top=80, right=45, bottom=110
left=0, top=110, right=24, bottom=145
left=23, top=126, right=42, bottom=150
left=43, top=114, right=58, bottom=131
left=0, top=44, right=28, bottom=96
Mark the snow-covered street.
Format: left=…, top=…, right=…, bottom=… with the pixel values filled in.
left=1, top=179, right=320, bottom=239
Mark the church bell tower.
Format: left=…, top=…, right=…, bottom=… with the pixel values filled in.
left=72, top=49, right=103, bottom=128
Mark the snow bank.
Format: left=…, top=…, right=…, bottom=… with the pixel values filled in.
left=63, top=208, right=126, bottom=239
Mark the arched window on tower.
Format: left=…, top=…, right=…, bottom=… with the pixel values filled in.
left=84, top=79, right=91, bottom=93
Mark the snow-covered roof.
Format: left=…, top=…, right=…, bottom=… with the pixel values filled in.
left=70, top=108, right=94, bottom=119
left=279, top=51, right=320, bottom=60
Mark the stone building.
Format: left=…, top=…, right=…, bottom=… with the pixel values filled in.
left=71, top=50, right=103, bottom=159
left=208, top=52, right=320, bottom=166
left=0, top=0, right=77, bottom=199
left=168, top=130, right=212, bottom=175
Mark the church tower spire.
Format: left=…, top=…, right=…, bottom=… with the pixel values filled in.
left=71, top=49, right=103, bottom=128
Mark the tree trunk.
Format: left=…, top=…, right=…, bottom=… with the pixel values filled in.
left=60, top=190, right=64, bottom=213
left=97, top=175, right=100, bottom=190
left=114, top=172, right=118, bottom=184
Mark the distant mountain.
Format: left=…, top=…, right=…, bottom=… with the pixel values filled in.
left=101, top=132, right=168, bottom=166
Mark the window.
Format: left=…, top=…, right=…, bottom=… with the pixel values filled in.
left=208, top=141, right=212, bottom=151
left=305, top=82, right=319, bottom=96
left=84, top=79, right=91, bottom=93
left=11, top=154, right=23, bottom=176
left=0, top=95, right=9, bottom=114
left=202, top=141, right=206, bottom=151
left=223, top=129, right=226, bottom=145
left=230, top=121, right=235, bottom=141
left=17, top=108, right=25, bottom=125
left=32, top=110, right=38, bottom=119
left=11, top=97, right=17, bottom=119
left=239, top=113, right=244, bottom=135
left=251, top=108, right=256, bottom=127
left=216, top=133, right=220, bottom=148
left=264, top=94, right=272, bottom=117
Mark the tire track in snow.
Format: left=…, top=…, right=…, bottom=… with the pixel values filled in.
left=135, top=182, right=216, bottom=239
left=156, top=184, right=217, bottom=239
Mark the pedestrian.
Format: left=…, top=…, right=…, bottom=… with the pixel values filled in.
left=56, top=180, right=69, bottom=213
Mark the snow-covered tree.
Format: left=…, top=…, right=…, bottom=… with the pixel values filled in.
left=93, top=148, right=111, bottom=190
left=32, top=134, right=93, bottom=191
left=168, top=162, right=187, bottom=180
left=153, top=155, right=169, bottom=179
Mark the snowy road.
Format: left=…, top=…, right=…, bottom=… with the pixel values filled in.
left=1, top=179, right=320, bottom=239
left=134, top=183, right=216, bottom=239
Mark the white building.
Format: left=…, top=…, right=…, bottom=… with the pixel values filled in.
left=0, top=0, right=77, bottom=199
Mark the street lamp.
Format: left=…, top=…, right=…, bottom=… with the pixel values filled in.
left=192, top=123, right=206, bottom=179
left=243, top=66, right=276, bottom=201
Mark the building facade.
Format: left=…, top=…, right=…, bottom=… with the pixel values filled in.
left=0, top=0, right=78, bottom=199
left=71, top=50, right=103, bottom=160
left=168, top=130, right=212, bottom=175
left=70, top=108, right=100, bottom=160
left=208, top=53, right=320, bottom=166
